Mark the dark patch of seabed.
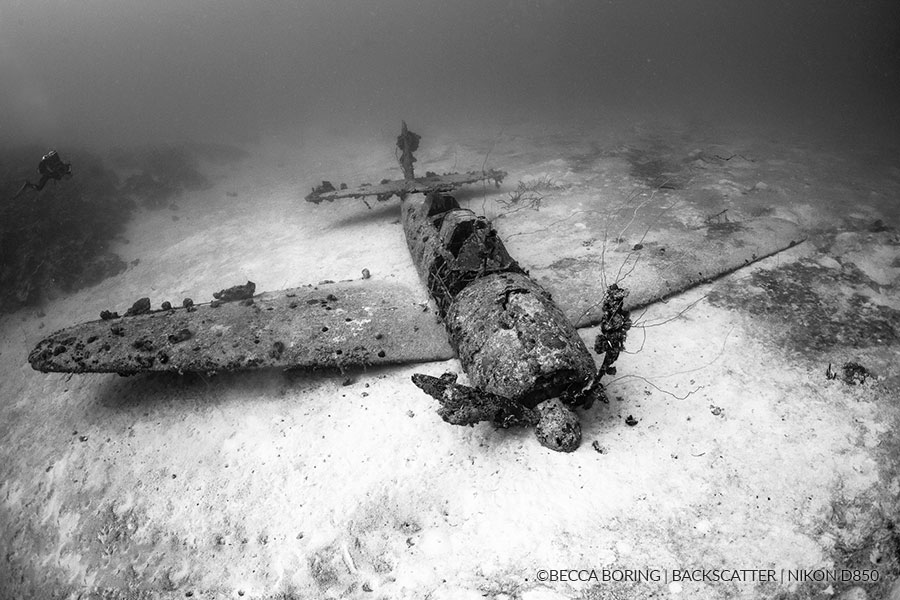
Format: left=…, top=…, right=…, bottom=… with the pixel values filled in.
left=707, top=234, right=900, bottom=356
left=565, top=137, right=692, bottom=189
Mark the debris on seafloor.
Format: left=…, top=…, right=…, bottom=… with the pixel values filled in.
left=213, top=281, right=256, bottom=302
left=309, top=181, right=338, bottom=198
left=411, top=373, right=539, bottom=428
left=29, top=280, right=454, bottom=375
left=593, top=283, right=632, bottom=377
left=304, top=123, right=505, bottom=206
left=411, top=373, right=586, bottom=453
left=305, top=171, right=508, bottom=206
left=167, top=328, right=192, bottom=344
left=826, top=361, right=871, bottom=385
left=124, top=297, right=151, bottom=317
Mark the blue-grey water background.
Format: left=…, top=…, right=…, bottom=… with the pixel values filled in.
left=3, top=0, right=899, bottom=150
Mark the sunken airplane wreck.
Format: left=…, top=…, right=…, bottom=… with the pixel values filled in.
left=29, top=122, right=803, bottom=451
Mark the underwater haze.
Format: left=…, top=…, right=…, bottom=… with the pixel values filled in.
left=7, top=2, right=900, bottom=598
left=3, top=0, right=899, bottom=148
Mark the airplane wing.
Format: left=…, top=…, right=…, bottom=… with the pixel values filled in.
left=508, top=214, right=803, bottom=328
left=304, top=169, right=507, bottom=204
left=29, top=280, right=454, bottom=374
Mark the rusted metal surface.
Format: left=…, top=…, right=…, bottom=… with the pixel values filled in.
left=305, top=123, right=505, bottom=204
left=446, top=271, right=596, bottom=407
left=304, top=169, right=507, bottom=205
left=401, top=193, right=523, bottom=316
left=29, top=280, right=453, bottom=374
left=411, top=372, right=540, bottom=428
left=516, top=215, right=804, bottom=328
left=401, top=191, right=597, bottom=411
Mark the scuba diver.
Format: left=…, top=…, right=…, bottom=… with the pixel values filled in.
left=13, top=150, right=72, bottom=198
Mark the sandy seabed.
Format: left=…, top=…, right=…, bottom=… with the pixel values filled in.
left=1, top=113, right=899, bottom=600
